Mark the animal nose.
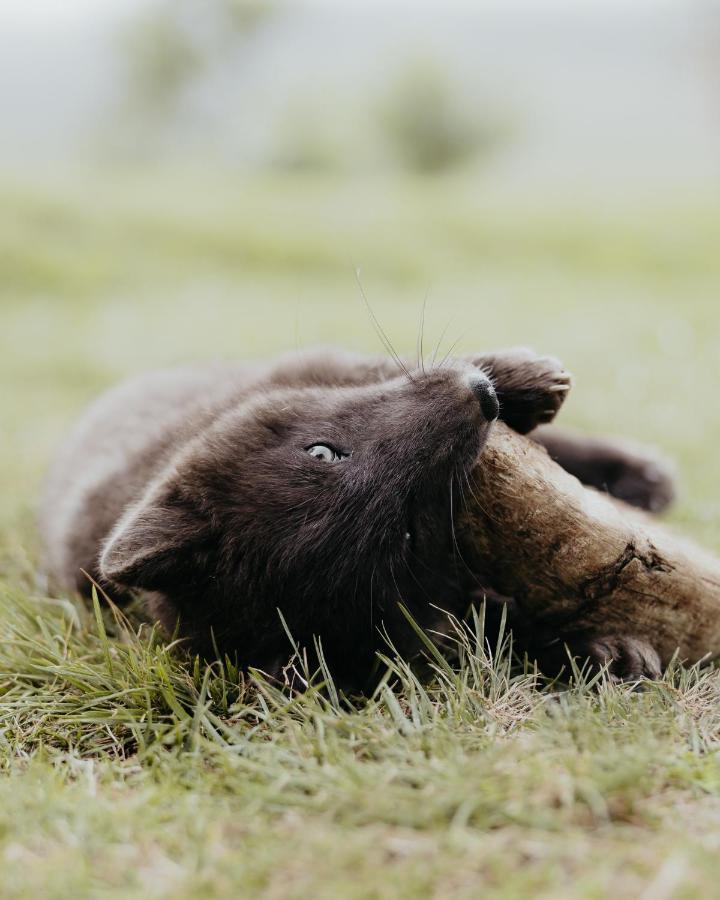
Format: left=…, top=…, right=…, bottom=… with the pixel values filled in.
left=466, top=372, right=499, bottom=421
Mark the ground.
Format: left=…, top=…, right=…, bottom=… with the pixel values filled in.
left=2, top=170, right=720, bottom=898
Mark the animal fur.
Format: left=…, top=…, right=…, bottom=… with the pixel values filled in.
left=39, top=347, right=677, bottom=685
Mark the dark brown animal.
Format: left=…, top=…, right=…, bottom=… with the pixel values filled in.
left=39, top=347, right=674, bottom=685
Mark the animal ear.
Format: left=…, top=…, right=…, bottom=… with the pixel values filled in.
left=100, top=480, right=210, bottom=592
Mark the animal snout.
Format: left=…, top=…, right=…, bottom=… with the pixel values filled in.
left=466, top=372, right=499, bottom=421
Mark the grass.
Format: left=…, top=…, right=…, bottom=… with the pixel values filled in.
left=2, top=168, right=720, bottom=897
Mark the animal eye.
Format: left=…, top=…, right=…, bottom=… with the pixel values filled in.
left=306, top=444, right=345, bottom=462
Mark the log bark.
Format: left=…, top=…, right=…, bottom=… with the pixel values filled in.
left=458, top=422, right=720, bottom=666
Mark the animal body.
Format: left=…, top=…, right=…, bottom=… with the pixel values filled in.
left=40, top=347, right=675, bottom=685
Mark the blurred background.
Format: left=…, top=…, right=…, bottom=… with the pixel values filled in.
left=2, top=0, right=720, bottom=560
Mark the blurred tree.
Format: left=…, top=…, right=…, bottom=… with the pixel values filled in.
left=121, top=8, right=203, bottom=124
left=106, top=0, right=281, bottom=159
left=377, top=59, right=510, bottom=174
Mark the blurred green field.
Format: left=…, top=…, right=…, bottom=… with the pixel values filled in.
left=2, top=171, right=720, bottom=897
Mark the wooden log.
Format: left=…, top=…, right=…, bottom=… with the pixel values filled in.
left=458, top=422, right=720, bottom=666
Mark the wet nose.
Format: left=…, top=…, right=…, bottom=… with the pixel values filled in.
left=466, top=372, right=500, bottom=421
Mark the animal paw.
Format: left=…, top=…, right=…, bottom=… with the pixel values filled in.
left=603, top=451, right=677, bottom=513
left=489, top=349, right=572, bottom=434
left=539, top=632, right=662, bottom=683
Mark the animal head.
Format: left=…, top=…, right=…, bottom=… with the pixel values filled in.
left=99, top=363, right=498, bottom=666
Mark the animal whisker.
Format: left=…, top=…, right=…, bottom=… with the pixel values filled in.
left=416, top=286, right=430, bottom=375
left=430, top=316, right=454, bottom=369
left=439, top=333, right=466, bottom=369
left=354, top=268, right=414, bottom=382
left=449, top=468, right=486, bottom=590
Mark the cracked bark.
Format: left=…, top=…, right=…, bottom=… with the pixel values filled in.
left=458, top=422, right=720, bottom=666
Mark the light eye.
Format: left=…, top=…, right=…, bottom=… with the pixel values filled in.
left=307, top=444, right=345, bottom=462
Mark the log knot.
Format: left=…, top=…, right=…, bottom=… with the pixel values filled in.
left=579, top=541, right=673, bottom=604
